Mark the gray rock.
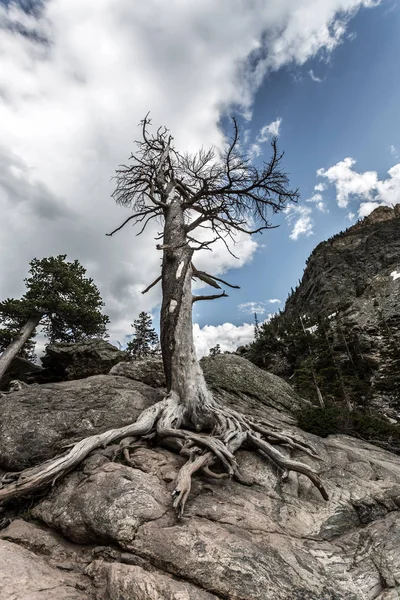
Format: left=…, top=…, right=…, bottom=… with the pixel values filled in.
left=41, top=339, right=128, bottom=381
left=110, top=358, right=166, bottom=388
left=0, top=539, right=90, bottom=600
left=31, top=409, right=400, bottom=599
left=0, top=356, right=43, bottom=391
left=201, top=353, right=304, bottom=422
left=281, top=205, right=400, bottom=416
left=2, top=355, right=400, bottom=599
left=110, top=353, right=302, bottom=418
left=0, top=374, right=163, bottom=470
left=32, top=456, right=172, bottom=545
left=86, top=559, right=220, bottom=599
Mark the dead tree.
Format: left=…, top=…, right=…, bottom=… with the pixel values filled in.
left=0, top=116, right=328, bottom=515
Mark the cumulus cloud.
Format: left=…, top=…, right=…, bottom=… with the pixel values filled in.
left=193, top=322, right=255, bottom=357
left=284, top=205, right=314, bottom=240
left=317, top=158, right=378, bottom=208
left=317, top=157, right=400, bottom=216
left=268, top=298, right=281, bottom=304
left=0, top=0, right=379, bottom=344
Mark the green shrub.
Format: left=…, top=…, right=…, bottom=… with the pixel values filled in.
left=297, top=404, right=400, bottom=453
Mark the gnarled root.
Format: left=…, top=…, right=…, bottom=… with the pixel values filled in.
left=0, top=393, right=328, bottom=515
left=0, top=400, right=165, bottom=502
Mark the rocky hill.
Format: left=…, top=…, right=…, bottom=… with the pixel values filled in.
left=286, top=205, right=400, bottom=317
left=249, top=205, right=400, bottom=422
left=1, top=353, right=400, bottom=599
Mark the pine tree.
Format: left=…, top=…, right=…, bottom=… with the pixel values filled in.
left=254, top=313, right=260, bottom=339
left=126, top=312, right=159, bottom=358
left=0, top=255, right=109, bottom=383
left=209, top=343, right=221, bottom=357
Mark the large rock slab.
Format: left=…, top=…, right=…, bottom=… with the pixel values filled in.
left=111, top=354, right=303, bottom=421
left=0, top=354, right=300, bottom=471
left=87, top=560, right=219, bottom=600
left=1, top=355, right=400, bottom=598
left=110, top=358, right=166, bottom=388
left=31, top=431, right=400, bottom=599
left=201, top=353, right=304, bottom=421
left=41, top=339, right=128, bottom=381
left=0, top=375, right=163, bottom=470
left=0, top=539, right=89, bottom=600
left=33, top=453, right=173, bottom=545
left=0, top=356, right=43, bottom=391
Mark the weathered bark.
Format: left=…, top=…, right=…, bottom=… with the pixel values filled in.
left=0, top=315, right=41, bottom=384
left=160, top=200, right=214, bottom=427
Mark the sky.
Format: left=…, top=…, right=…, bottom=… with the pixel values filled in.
left=0, top=0, right=399, bottom=357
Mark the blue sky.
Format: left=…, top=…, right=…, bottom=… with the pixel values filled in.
left=194, top=0, right=400, bottom=333
left=0, top=0, right=399, bottom=356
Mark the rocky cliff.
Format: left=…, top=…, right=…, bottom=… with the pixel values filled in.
left=249, top=205, right=400, bottom=421
left=1, top=354, right=400, bottom=599
left=286, top=205, right=400, bottom=317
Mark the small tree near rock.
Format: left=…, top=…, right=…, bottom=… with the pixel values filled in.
left=209, top=344, right=221, bottom=357
left=0, top=255, right=109, bottom=384
left=126, top=311, right=160, bottom=358
left=0, top=117, right=328, bottom=514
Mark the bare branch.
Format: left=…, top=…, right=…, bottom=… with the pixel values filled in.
left=142, top=275, right=162, bottom=295
left=191, top=264, right=240, bottom=289
left=191, top=267, right=221, bottom=289
left=192, top=291, right=228, bottom=302
left=106, top=215, right=137, bottom=237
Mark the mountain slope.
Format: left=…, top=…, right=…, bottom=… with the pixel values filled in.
left=248, top=205, right=400, bottom=423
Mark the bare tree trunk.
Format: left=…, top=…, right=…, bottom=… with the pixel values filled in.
left=160, top=201, right=214, bottom=427
left=0, top=315, right=41, bottom=385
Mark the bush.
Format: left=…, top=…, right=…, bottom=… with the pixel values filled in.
left=297, top=403, right=400, bottom=453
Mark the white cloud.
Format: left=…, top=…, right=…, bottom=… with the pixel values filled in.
left=309, top=69, right=324, bottom=82
left=347, top=211, right=356, bottom=220
left=284, top=205, right=314, bottom=240
left=0, top=0, right=379, bottom=344
left=257, top=117, right=282, bottom=142
left=358, top=201, right=381, bottom=217
left=390, top=145, right=399, bottom=158
left=314, top=182, right=326, bottom=192
left=306, top=192, right=326, bottom=211
left=317, top=158, right=378, bottom=208
left=248, top=117, right=282, bottom=159
left=248, top=143, right=262, bottom=160
left=238, top=299, right=280, bottom=314
left=238, top=301, right=267, bottom=315
left=317, top=157, right=400, bottom=216
left=193, top=322, right=255, bottom=357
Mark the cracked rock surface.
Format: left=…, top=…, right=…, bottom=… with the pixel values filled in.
left=1, top=355, right=400, bottom=599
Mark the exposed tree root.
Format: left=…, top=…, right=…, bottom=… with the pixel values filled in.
left=0, top=394, right=328, bottom=515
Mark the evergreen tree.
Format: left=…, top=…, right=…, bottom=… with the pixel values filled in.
left=209, top=343, right=221, bottom=357
left=0, top=255, right=109, bottom=382
left=254, top=313, right=260, bottom=339
left=126, top=312, right=159, bottom=358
